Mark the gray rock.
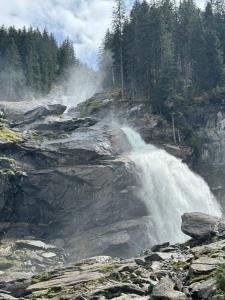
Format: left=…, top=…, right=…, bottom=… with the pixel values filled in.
left=0, top=100, right=66, bottom=125
left=190, top=257, right=224, bottom=274
left=191, top=239, right=225, bottom=255
left=112, top=295, right=149, bottom=299
left=90, top=283, right=146, bottom=298
left=30, top=116, right=97, bottom=132
left=15, top=240, right=56, bottom=251
left=151, top=277, right=187, bottom=300
left=190, top=278, right=216, bottom=299
left=181, top=212, right=225, bottom=240
left=0, top=293, right=18, bottom=299
left=145, top=252, right=174, bottom=262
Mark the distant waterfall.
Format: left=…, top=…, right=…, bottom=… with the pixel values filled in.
left=122, top=127, right=222, bottom=245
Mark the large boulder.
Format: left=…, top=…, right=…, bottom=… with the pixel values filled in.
left=181, top=212, right=225, bottom=240
left=151, top=277, right=187, bottom=300
left=0, top=100, right=66, bottom=126
left=0, top=109, right=149, bottom=259
left=0, top=239, right=66, bottom=296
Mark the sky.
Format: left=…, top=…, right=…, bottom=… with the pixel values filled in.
left=0, top=0, right=206, bottom=69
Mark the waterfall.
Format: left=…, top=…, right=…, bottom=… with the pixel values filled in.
left=122, top=126, right=222, bottom=245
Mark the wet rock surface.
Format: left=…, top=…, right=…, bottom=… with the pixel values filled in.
left=181, top=213, right=225, bottom=240
left=0, top=96, right=151, bottom=259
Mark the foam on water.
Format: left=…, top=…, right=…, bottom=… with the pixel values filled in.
left=122, top=126, right=222, bottom=245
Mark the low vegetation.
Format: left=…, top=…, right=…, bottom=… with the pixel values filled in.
left=171, top=260, right=190, bottom=271
left=100, top=263, right=120, bottom=274
left=32, top=272, right=50, bottom=284
left=214, top=264, right=225, bottom=295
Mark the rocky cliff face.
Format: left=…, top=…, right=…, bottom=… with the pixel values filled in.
left=0, top=98, right=152, bottom=260
left=189, top=104, right=225, bottom=211
left=0, top=92, right=224, bottom=261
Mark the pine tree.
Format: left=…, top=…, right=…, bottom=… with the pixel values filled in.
left=203, top=2, right=223, bottom=89
left=58, top=38, right=76, bottom=80
left=0, top=27, right=78, bottom=100
left=0, top=37, right=24, bottom=100
left=112, top=0, right=126, bottom=99
left=99, top=30, right=114, bottom=90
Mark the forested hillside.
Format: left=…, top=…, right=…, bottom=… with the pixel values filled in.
left=0, top=27, right=77, bottom=100
left=100, top=0, right=225, bottom=116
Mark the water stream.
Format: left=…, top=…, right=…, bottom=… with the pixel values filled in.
left=122, top=126, right=222, bottom=245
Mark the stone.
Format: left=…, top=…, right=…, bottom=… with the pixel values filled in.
left=190, top=256, right=225, bottom=274
left=181, top=212, right=225, bottom=240
left=0, top=100, right=66, bottom=125
left=109, top=294, right=149, bottom=299
left=151, top=277, right=187, bottom=300
left=15, top=240, right=56, bottom=251
left=190, top=278, right=216, bottom=299
left=151, top=242, right=170, bottom=252
left=191, top=240, right=225, bottom=255
left=31, top=116, right=97, bottom=132
left=41, top=252, right=57, bottom=258
left=27, top=271, right=106, bottom=292
left=90, top=283, right=146, bottom=298
left=145, top=252, right=174, bottom=262
left=0, top=293, right=18, bottom=299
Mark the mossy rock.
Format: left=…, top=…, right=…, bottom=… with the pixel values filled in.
left=0, top=156, right=23, bottom=176
left=32, top=272, right=50, bottom=284
left=77, top=89, right=121, bottom=117
left=171, top=260, right=190, bottom=271
left=190, top=273, right=212, bottom=284
left=0, top=127, right=22, bottom=143
left=214, top=264, right=225, bottom=295
left=47, top=286, right=68, bottom=298
left=100, top=263, right=120, bottom=273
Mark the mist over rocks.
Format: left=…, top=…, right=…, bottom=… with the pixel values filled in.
left=0, top=100, right=67, bottom=126
left=0, top=92, right=222, bottom=260
left=0, top=96, right=152, bottom=260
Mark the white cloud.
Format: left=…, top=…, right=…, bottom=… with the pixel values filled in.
left=0, top=0, right=207, bottom=68
left=0, top=0, right=115, bottom=68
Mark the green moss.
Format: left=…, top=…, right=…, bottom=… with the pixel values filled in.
left=47, top=286, right=68, bottom=298
left=14, top=250, right=25, bottom=258
left=0, top=127, right=22, bottom=143
left=26, top=292, right=44, bottom=299
left=0, top=169, right=17, bottom=176
left=29, top=130, right=41, bottom=140
left=211, top=235, right=220, bottom=243
left=78, top=97, right=103, bottom=117
left=32, top=272, right=50, bottom=284
left=100, top=263, right=120, bottom=273
left=190, top=273, right=212, bottom=283
left=0, top=156, right=23, bottom=176
left=172, top=261, right=190, bottom=271
left=74, top=278, right=106, bottom=292
left=214, top=264, right=225, bottom=295
left=77, top=89, right=121, bottom=117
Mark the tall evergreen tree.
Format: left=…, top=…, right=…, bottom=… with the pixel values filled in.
left=0, top=27, right=78, bottom=100
left=58, top=38, right=76, bottom=80
left=112, top=0, right=126, bottom=99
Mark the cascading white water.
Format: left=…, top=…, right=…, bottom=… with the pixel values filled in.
left=122, top=126, right=222, bottom=245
